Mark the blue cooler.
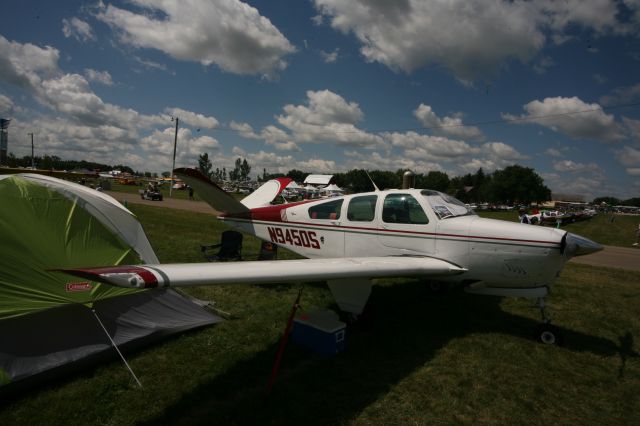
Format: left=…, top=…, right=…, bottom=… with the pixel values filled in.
left=291, top=309, right=346, bottom=357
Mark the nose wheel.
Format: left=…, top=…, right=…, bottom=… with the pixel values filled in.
left=535, top=297, right=563, bottom=345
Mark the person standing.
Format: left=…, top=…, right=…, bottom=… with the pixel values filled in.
left=634, top=224, right=640, bottom=246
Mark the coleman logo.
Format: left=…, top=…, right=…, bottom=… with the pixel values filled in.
left=65, top=282, right=93, bottom=292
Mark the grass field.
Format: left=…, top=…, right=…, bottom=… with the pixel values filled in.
left=1, top=205, right=639, bottom=424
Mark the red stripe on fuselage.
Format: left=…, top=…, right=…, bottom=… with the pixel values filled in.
left=224, top=217, right=561, bottom=247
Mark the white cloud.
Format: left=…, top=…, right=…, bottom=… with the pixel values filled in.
left=614, top=145, right=640, bottom=167
left=84, top=69, right=114, bottom=86
left=553, top=160, right=603, bottom=174
left=0, top=35, right=60, bottom=91
left=413, top=104, right=483, bottom=140
left=0, top=35, right=224, bottom=173
left=139, top=127, right=221, bottom=170
left=481, top=142, right=527, bottom=161
left=0, top=94, right=14, bottom=114
left=165, top=107, right=219, bottom=130
left=230, top=121, right=300, bottom=151
left=504, top=96, right=625, bottom=142
left=623, top=117, right=640, bottom=141
left=599, top=83, right=640, bottom=106
left=312, top=0, right=634, bottom=81
left=62, top=17, right=96, bottom=43
left=544, top=148, right=563, bottom=157
left=96, top=0, right=295, bottom=78
left=344, top=150, right=443, bottom=174
left=627, top=167, right=640, bottom=176
left=276, top=90, right=384, bottom=147
left=385, top=131, right=477, bottom=159
left=320, top=48, right=339, bottom=63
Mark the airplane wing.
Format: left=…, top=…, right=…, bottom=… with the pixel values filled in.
left=59, top=256, right=466, bottom=289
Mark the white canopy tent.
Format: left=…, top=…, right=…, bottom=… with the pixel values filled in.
left=321, top=184, right=344, bottom=193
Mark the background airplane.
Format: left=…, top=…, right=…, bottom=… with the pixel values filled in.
left=62, top=168, right=603, bottom=345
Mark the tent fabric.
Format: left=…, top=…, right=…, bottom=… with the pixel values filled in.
left=0, top=174, right=221, bottom=391
left=0, top=290, right=221, bottom=391
left=0, top=175, right=145, bottom=319
left=0, top=174, right=159, bottom=263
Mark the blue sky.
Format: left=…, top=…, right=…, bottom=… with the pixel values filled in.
left=1, top=0, right=640, bottom=200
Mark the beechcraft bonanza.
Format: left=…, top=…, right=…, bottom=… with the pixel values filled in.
left=62, top=168, right=603, bottom=345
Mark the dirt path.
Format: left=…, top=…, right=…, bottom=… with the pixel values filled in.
left=106, top=190, right=219, bottom=215
left=109, top=190, right=639, bottom=272
left=569, top=245, right=640, bottom=272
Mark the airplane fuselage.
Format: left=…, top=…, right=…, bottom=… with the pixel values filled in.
left=221, top=188, right=568, bottom=290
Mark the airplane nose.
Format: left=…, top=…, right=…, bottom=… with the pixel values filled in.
left=563, top=232, right=603, bottom=258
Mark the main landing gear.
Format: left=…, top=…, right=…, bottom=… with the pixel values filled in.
left=534, top=297, right=563, bottom=346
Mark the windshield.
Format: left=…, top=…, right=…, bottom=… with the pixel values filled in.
left=421, top=190, right=475, bottom=219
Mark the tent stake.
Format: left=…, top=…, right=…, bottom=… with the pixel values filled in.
left=92, top=309, right=143, bottom=388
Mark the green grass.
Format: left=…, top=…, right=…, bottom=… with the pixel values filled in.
left=1, top=205, right=639, bottom=425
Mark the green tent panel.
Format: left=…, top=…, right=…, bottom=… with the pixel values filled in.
left=0, top=174, right=221, bottom=393
left=0, top=176, right=142, bottom=319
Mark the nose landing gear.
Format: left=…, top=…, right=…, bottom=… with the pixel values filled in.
left=534, top=297, right=563, bottom=345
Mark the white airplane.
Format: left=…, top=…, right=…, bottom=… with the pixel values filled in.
left=61, top=168, right=602, bottom=345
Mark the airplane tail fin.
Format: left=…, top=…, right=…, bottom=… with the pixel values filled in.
left=240, top=177, right=291, bottom=209
left=173, top=168, right=291, bottom=213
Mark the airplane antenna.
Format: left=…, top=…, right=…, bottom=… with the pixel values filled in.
left=365, top=170, right=380, bottom=192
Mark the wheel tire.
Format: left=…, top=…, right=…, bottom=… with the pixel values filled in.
left=535, top=324, right=563, bottom=346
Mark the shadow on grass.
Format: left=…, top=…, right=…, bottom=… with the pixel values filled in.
left=142, top=280, right=627, bottom=425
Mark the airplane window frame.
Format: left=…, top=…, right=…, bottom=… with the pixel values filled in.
left=346, top=195, right=378, bottom=222
left=308, top=198, right=344, bottom=220
left=382, top=193, right=429, bottom=225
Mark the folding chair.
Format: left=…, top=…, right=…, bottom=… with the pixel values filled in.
left=201, top=230, right=243, bottom=262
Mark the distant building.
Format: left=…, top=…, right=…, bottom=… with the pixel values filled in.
left=304, top=174, right=333, bottom=187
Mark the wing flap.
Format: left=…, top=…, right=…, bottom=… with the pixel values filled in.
left=59, top=256, right=466, bottom=289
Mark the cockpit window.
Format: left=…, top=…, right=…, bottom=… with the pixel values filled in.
left=422, top=190, right=475, bottom=219
left=382, top=194, right=429, bottom=224
left=308, top=199, right=343, bottom=220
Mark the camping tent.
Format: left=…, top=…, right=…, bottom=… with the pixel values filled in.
left=0, top=174, right=221, bottom=394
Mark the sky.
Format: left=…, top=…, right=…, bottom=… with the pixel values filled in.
left=1, top=0, right=640, bottom=200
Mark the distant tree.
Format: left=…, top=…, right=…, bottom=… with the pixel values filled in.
left=593, top=196, right=621, bottom=205
left=621, top=197, right=640, bottom=207
left=335, top=169, right=375, bottom=193
left=259, top=168, right=285, bottom=182
left=488, top=165, right=550, bottom=204
left=286, top=169, right=307, bottom=183
left=161, top=171, right=171, bottom=178
left=229, top=158, right=241, bottom=181
left=198, top=153, right=213, bottom=177
left=369, top=170, right=400, bottom=190
left=240, top=158, right=251, bottom=181
left=417, top=171, right=450, bottom=192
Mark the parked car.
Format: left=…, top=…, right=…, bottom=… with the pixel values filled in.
left=139, top=189, right=163, bottom=201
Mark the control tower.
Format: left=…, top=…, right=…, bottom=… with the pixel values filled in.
left=0, top=119, right=10, bottom=166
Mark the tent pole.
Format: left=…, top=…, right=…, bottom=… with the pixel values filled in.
left=91, top=309, right=143, bottom=388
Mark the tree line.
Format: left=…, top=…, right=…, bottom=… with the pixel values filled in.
left=7, top=151, right=637, bottom=206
